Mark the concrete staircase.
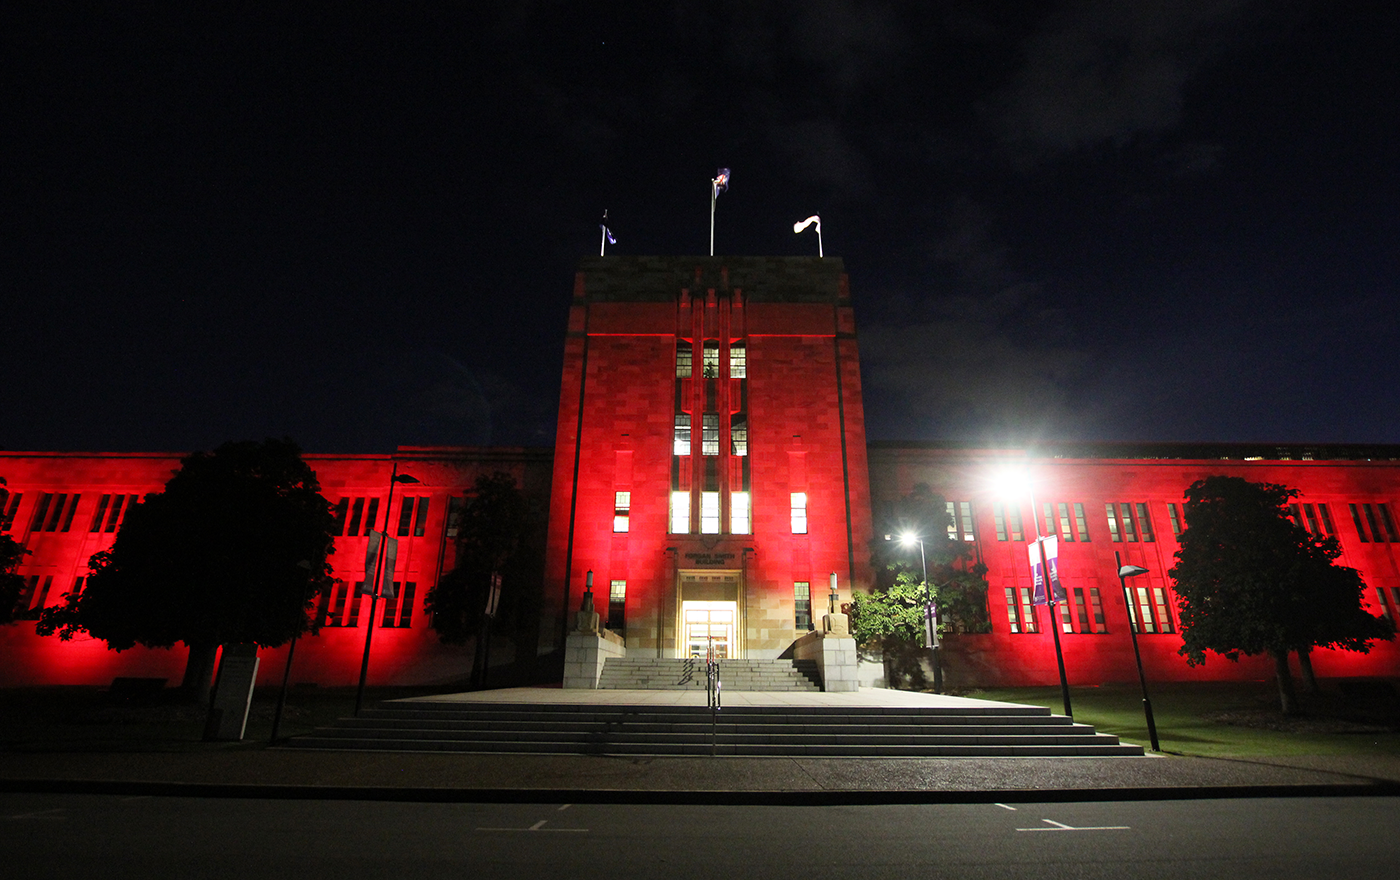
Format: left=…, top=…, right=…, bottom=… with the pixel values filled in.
left=283, top=700, right=1145, bottom=757
left=596, top=657, right=821, bottom=691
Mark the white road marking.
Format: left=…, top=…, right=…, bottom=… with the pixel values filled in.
left=994, top=803, right=1017, bottom=811
left=1017, top=818, right=1130, bottom=832
left=476, top=819, right=589, bottom=833
left=557, top=804, right=572, bottom=811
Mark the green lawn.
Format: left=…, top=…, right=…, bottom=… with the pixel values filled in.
left=968, top=681, right=1400, bottom=758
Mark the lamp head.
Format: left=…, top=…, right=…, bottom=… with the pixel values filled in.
left=989, top=466, right=1033, bottom=501
left=899, top=532, right=919, bottom=548
left=1119, top=564, right=1150, bottom=579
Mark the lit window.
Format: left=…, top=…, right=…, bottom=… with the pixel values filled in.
left=729, top=344, right=747, bottom=378
left=730, top=414, right=748, bottom=456
left=1379, top=504, right=1399, bottom=542
left=1004, top=586, right=1038, bottom=633
left=30, top=493, right=80, bottom=533
left=1167, top=503, right=1183, bottom=537
left=89, top=494, right=130, bottom=534
left=380, top=581, right=417, bottom=628
left=673, top=414, right=691, bottom=456
left=1349, top=504, right=1370, bottom=543
left=1105, top=503, right=1121, bottom=542
left=791, top=492, right=808, bottom=534
left=670, top=491, right=690, bottom=533
left=700, top=491, right=720, bottom=534
left=0, top=491, right=23, bottom=532
left=1073, top=503, right=1090, bottom=541
left=676, top=342, right=692, bottom=378
left=731, top=491, right=751, bottom=534
left=702, top=341, right=719, bottom=377
left=397, top=497, right=430, bottom=537
left=1120, top=503, right=1139, bottom=542
left=1135, top=503, right=1154, bottom=542
left=608, top=580, right=627, bottom=631
left=794, top=582, right=813, bottom=631
left=992, top=503, right=1023, bottom=542
left=1318, top=504, right=1336, bottom=535
left=613, top=491, right=631, bottom=533
left=701, top=413, right=720, bottom=456
left=1301, top=504, right=1322, bottom=537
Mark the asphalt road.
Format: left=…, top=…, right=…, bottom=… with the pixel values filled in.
left=3, top=794, right=1397, bottom=879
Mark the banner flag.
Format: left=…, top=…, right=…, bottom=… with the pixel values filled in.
left=380, top=535, right=399, bottom=598
left=360, top=531, right=381, bottom=595
left=1044, top=535, right=1067, bottom=604
left=1028, top=540, right=1047, bottom=606
left=1028, top=536, right=1067, bottom=606
left=923, top=601, right=940, bottom=649
left=359, top=531, right=399, bottom=597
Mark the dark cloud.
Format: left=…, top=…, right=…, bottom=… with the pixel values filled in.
left=987, top=0, right=1260, bottom=157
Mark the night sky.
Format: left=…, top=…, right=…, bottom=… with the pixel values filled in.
left=5, top=3, right=1398, bottom=455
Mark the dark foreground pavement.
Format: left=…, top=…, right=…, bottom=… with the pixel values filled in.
left=4, top=746, right=1400, bottom=805
left=3, top=686, right=1397, bottom=804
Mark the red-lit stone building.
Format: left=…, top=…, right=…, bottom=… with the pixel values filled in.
left=2, top=257, right=1397, bottom=689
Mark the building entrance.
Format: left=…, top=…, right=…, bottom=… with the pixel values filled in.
left=681, top=600, right=736, bottom=658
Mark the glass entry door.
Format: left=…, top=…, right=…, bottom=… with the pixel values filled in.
left=681, top=600, right=737, bottom=658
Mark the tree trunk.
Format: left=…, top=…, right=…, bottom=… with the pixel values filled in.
left=1297, top=647, right=1320, bottom=694
left=1272, top=649, right=1300, bottom=716
left=180, top=640, right=220, bottom=704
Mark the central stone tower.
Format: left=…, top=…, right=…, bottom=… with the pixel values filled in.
left=541, top=256, right=873, bottom=662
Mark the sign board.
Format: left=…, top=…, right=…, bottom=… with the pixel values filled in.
left=204, top=644, right=259, bottom=741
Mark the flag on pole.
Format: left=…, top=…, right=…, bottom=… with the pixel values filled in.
left=714, top=167, right=730, bottom=193
left=793, top=214, right=824, bottom=257
left=599, top=210, right=616, bottom=255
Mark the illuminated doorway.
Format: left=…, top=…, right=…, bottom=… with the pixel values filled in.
left=681, top=600, right=737, bottom=658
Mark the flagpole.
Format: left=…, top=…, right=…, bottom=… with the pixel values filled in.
left=709, top=179, right=717, bottom=256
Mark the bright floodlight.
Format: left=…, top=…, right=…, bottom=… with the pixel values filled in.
left=989, top=466, right=1033, bottom=501
left=900, top=532, right=918, bottom=547
left=1119, top=564, right=1149, bottom=578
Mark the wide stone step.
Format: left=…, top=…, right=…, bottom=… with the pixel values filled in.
left=283, top=697, right=1143, bottom=757
left=597, top=657, right=821, bottom=691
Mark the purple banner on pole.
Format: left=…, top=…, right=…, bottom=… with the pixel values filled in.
left=1027, top=541, right=1047, bottom=606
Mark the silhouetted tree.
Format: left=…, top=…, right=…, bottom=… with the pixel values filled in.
left=0, top=534, right=27, bottom=625
left=1170, top=476, right=1393, bottom=715
left=425, top=472, right=543, bottom=686
left=37, top=439, right=335, bottom=702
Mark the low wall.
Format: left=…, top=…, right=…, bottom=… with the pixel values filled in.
left=562, top=628, right=626, bottom=689
left=792, top=630, right=859, bottom=692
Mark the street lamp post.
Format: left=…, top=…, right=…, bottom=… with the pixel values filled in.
left=996, top=468, right=1073, bottom=719
left=1028, top=500, right=1073, bottom=718
left=354, top=463, right=420, bottom=716
left=1115, top=551, right=1160, bottom=751
left=898, top=532, right=942, bottom=694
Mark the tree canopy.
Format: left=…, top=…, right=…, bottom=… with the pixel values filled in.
left=1, top=533, right=28, bottom=626
left=425, top=471, right=543, bottom=655
left=852, top=483, right=990, bottom=688
left=37, top=439, right=335, bottom=699
left=1169, top=475, right=1393, bottom=713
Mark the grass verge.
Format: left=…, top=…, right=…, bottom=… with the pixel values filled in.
left=968, top=680, right=1400, bottom=758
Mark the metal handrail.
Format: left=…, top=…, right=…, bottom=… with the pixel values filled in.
left=706, top=637, right=721, bottom=755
